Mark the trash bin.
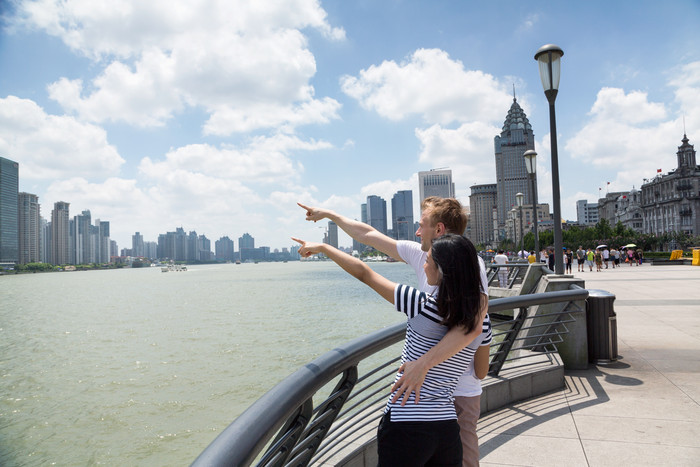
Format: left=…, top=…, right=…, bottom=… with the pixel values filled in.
left=585, top=289, right=618, bottom=363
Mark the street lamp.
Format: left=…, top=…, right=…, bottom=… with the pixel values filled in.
left=523, top=149, right=540, bottom=255
left=516, top=192, right=524, bottom=257
left=535, top=44, right=564, bottom=274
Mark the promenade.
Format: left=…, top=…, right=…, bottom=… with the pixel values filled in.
left=478, top=263, right=700, bottom=466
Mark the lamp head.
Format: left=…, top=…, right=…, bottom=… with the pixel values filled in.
left=534, top=44, right=563, bottom=92
left=523, top=149, right=537, bottom=174
left=516, top=192, right=524, bottom=207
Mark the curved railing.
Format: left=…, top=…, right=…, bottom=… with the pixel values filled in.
left=191, top=288, right=589, bottom=467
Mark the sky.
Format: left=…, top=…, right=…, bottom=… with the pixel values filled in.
left=1, top=0, right=699, bottom=251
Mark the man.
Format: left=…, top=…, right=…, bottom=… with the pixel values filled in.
left=493, top=250, right=508, bottom=288
left=586, top=248, right=595, bottom=272
left=298, top=198, right=490, bottom=467
left=576, top=246, right=585, bottom=272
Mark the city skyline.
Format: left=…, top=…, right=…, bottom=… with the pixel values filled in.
left=1, top=1, right=699, bottom=250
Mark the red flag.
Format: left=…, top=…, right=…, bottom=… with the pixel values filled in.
left=657, top=168, right=662, bottom=173
left=607, top=181, right=610, bottom=185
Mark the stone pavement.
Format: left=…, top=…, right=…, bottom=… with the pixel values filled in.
left=477, top=263, right=700, bottom=466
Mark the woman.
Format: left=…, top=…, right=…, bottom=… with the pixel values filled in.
left=293, top=234, right=487, bottom=467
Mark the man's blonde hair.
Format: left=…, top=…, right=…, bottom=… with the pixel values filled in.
left=420, top=197, right=467, bottom=235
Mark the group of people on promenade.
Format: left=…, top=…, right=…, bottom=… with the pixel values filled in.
left=295, top=197, right=490, bottom=467
left=494, top=245, right=644, bottom=282
left=575, top=246, right=643, bottom=272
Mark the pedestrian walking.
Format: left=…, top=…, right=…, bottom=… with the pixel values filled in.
left=576, top=246, right=585, bottom=272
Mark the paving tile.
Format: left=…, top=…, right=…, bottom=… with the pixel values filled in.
left=582, top=439, right=700, bottom=467
left=574, top=414, right=700, bottom=446
left=480, top=432, right=588, bottom=466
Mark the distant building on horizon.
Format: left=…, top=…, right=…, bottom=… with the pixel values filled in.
left=327, top=221, right=338, bottom=248
left=418, top=169, right=454, bottom=205
left=51, top=201, right=71, bottom=265
left=132, top=232, right=145, bottom=257
left=0, top=156, right=19, bottom=265
left=391, top=190, right=414, bottom=241
left=366, top=195, right=388, bottom=235
left=215, top=236, right=235, bottom=261
left=18, top=192, right=40, bottom=264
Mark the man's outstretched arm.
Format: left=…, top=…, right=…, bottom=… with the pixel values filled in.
left=298, top=202, right=402, bottom=261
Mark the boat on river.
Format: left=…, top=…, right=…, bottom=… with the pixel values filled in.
left=161, top=263, right=187, bottom=272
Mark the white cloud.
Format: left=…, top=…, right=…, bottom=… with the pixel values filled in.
left=565, top=83, right=696, bottom=186
left=0, top=96, right=124, bottom=180
left=340, top=48, right=512, bottom=125
left=18, top=0, right=344, bottom=133
left=588, top=87, right=667, bottom=124
left=415, top=122, right=500, bottom=191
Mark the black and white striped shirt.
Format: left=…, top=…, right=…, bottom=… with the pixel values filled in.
left=386, top=284, right=482, bottom=422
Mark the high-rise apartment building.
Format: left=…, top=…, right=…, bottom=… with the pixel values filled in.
left=469, top=184, right=498, bottom=247
left=576, top=200, right=599, bottom=226
left=215, top=236, right=235, bottom=261
left=73, top=210, right=93, bottom=264
left=18, top=192, right=40, bottom=264
left=96, top=220, right=110, bottom=263
left=366, top=195, right=388, bottom=235
left=391, top=190, right=414, bottom=240
left=132, top=232, right=145, bottom=257
left=327, top=221, right=338, bottom=248
left=51, top=201, right=71, bottom=265
left=239, top=232, right=255, bottom=261
left=0, top=156, right=19, bottom=265
left=418, top=169, right=454, bottom=204
left=494, top=98, right=536, bottom=237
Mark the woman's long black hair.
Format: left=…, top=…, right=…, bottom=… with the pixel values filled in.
left=431, top=234, right=484, bottom=333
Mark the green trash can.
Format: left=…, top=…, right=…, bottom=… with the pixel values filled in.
left=586, top=289, right=618, bottom=363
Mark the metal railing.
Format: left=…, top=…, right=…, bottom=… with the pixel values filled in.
left=191, top=287, right=588, bottom=467
left=486, top=263, right=536, bottom=289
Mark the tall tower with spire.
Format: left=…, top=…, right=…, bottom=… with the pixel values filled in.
left=494, top=96, right=536, bottom=238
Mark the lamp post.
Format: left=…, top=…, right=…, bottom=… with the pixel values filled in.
left=535, top=44, right=564, bottom=274
left=516, top=192, right=524, bottom=257
left=523, top=149, right=540, bottom=255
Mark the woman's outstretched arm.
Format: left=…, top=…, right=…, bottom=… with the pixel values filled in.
left=292, top=238, right=396, bottom=304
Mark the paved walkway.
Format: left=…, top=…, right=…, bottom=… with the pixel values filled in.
left=478, top=263, right=700, bottom=466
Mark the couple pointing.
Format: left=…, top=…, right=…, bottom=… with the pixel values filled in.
left=294, top=197, right=491, bottom=467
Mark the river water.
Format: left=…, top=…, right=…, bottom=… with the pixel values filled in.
left=0, top=262, right=416, bottom=466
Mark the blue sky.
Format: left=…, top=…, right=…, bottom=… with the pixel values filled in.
left=1, top=0, right=699, bottom=251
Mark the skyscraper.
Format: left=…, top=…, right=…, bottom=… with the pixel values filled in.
left=73, top=210, right=92, bottom=264
left=132, top=232, right=145, bottom=257
left=51, top=201, right=71, bottom=265
left=418, top=169, right=454, bottom=204
left=391, top=190, right=414, bottom=240
left=96, top=220, right=110, bottom=263
left=328, top=221, right=338, bottom=248
left=366, top=195, right=388, bottom=235
left=0, top=156, right=19, bottom=265
left=215, top=236, right=235, bottom=261
left=494, top=97, right=536, bottom=237
left=18, top=192, right=40, bottom=264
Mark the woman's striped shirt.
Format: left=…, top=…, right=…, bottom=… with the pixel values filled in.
left=386, top=283, right=491, bottom=422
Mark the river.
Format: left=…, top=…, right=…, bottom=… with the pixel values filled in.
left=0, top=261, right=417, bottom=466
